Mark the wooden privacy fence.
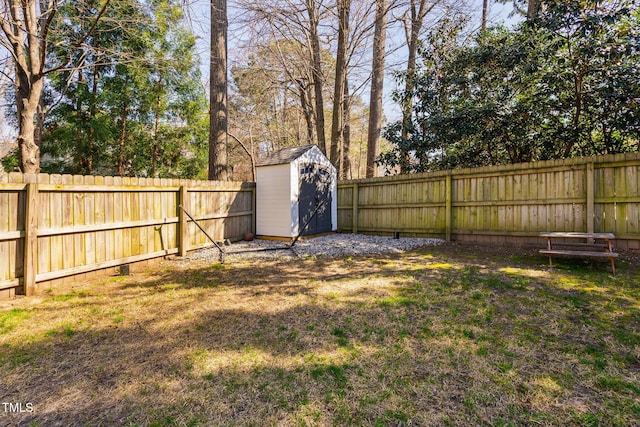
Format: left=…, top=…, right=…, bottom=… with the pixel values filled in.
left=338, top=152, right=640, bottom=249
left=3, top=152, right=640, bottom=298
left=0, top=173, right=255, bottom=298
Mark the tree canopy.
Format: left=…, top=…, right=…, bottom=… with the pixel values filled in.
left=4, top=0, right=638, bottom=180
left=379, top=0, right=640, bottom=174
left=1, top=0, right=207, bottom=178
left=41, top=0, right=208, bottom=177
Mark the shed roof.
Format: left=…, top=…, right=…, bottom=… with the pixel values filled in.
left=257, top=145, right=317, bottom=167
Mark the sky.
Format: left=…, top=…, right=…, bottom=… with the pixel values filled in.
left=186, top=0, right=521, bottom=123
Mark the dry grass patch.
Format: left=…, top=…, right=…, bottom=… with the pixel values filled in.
left=1, top=243, right=639, bottom=426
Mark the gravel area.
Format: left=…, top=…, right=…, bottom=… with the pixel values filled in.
left=187, top=233, right=444, bottom=262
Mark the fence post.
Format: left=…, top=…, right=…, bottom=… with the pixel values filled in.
left=352, top=183, right=359, bottom=234
left=445, top=173, right=452, bottom=242
left=586, top=162, right=595, bottom=234
left=252, top=185, right=257, bottom=234
left=178, top=185, right=188, bottom=257
left=23, top=182, right=38, bottom=296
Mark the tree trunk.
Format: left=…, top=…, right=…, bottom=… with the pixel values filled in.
left=564, top=68, right=585, bottom=158
left=87, top=64, right=100, bottom=174
left=366, top=0, right=387, bottom=178
left=8, top=0, right=46, bottom=174
left=481, top=0, right=488, bottom=30
left=400, top=0, right=440, bottom=173
left=307, top=0, right=327, bottom=154
left=152, top=108, right=160, bottom=177
left=117, top=103, right=129, bottom=176
left=298, top=80, right=316, bottom=145
left=17, top=104, right=41, bottom=174
left=342, top=80, right=351, bottom=180
left=330, top=0, right=350, bottom=176
left=75, top=70, right=90, bottom=173
left=401, top=2, right=423, bottom=144
left=209, top=0, right=229, bottom=181
left=152, top=79, right=163, bottom=177
left=15, top=71, right=43, bottom=174
left=527, top=0, right=541, bottom=20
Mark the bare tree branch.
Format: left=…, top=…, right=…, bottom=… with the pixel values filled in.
left=45, top=0, right=111, bottom=75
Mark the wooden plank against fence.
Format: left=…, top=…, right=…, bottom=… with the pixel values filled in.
left=586, top=163, right=594, bottom=234
left=113, top=176, right=124, bottom=262
left=153, top=179, right=162, bottom=253
left=602, top=166, right=616, bottom=233
left=352, top=184, right=358, bottom=233
left=137, top=179, right=148, bottom=256
left=216, top=188, right=225, bottom=240
left=251, top=184, right=257, bottom=235
left=445, top=174, right=452, bottom=241
left=122, top=177, right=132, bottom=258
left=129, top=177, right=140, bottom=256
left=84, top=175, right=96, bottom=269
left=8, top=175, right=20, bottom=289
left=73, top=175, right=86, bottom=278
left=150, top=180, right=159, bottom=253
left=0, top=174, right=9, bottom=284
left=212, top=187, right=221, bottom=240
left=37, top=175, right=50, bottom=278
left=160, top=179, right=168, bottom=251
left=626, top=166, right=639, bottom=237
left=62, top=175, right=74, bottom=271
left=179, top=185, right=188, bottom=256
left=23, top=182, right=38, bottom=296
left=211, top=188, right=221, bottom=241
left=94, top=175, right=106, bottom=265
left=167, top=179, right=177, bottom=249
left=144, top=178, right=154, bottom=254
left=614, top=164, right=628, bottom=237
left=50, top=175, right=64, bottom=275
left=189, top=185, right=197, bottom=247
left=104, top=176, right=115, bottom=264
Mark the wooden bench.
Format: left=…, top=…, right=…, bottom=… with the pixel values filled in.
left=539, top=232, right=618, bottom=273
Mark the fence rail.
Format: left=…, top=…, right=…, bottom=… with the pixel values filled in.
left=0, top=173, right=255, bottom=298
left=338, top=152, right=640, bottom=249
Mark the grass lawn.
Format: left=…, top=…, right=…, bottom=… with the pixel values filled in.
left=1, top=243, right=639, bottom=426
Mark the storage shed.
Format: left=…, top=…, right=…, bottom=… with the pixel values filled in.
left=256, top=145, right=337, bottom=239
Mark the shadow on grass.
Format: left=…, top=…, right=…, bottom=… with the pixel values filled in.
left=1, top=244, right=639, bottom=426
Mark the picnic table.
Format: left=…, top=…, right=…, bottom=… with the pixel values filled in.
left=539, top=232, right=618, bottom=273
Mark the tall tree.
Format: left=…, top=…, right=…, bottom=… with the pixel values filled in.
left=365, top=0, right=387, bottom=178
left=210, top=0, right=228, bottom=180
left=0, top=0, right=109, bottom=173
left=231, top=40, right=327, bottom=154
left=330, top=0, right=350, bottom=177
left=341, top=77, right=352, bottom=178
left=307, top=0, right=328, bottom=154
left=236, top=0, right=331, bottom=154
left=399, top=0, right=442, bottom=173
